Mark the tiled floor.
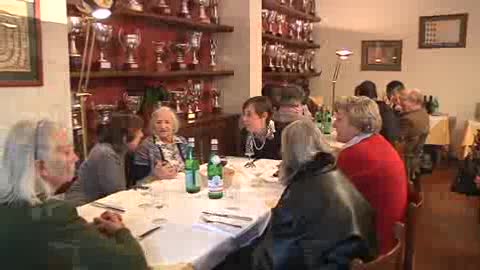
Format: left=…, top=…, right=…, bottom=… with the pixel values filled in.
left=416, top=163, right=480, bottom=269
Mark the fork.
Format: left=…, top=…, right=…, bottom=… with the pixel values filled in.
left=244, top=157, right=259, bottom=168
left=201, top=216, right=243, bottom=228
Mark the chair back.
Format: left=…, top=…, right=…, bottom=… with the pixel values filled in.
left=351, top=223, right=405, bottom=270
left=404, top=132, right=428, bottom=191
left=404, top=181, right=424, bottom=270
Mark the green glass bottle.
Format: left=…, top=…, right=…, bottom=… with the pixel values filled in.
left=185, top=137, right=201, bottom=194
left=323, top=109, right=332, bottom=134
left=315, top=106, right=324, bottom=130
left=207, top=138, right=223, bottom=199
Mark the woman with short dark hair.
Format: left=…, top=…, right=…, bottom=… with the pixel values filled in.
left=66, top=113, right=144, bottom=205
left=240, top=96, right=282, bottom=160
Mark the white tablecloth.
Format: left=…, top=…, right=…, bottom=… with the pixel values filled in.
left=459, top=120, right=480, bottom=159
left=77, top=157, right=284, bottom=270
left=425, top=115, right=451, bottom=146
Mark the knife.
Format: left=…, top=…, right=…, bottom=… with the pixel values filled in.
left=90, top=202, right=126, bottom=213
left=201, top=211, right=253, bottom=222
left=137, top=226, right=162, bottom=240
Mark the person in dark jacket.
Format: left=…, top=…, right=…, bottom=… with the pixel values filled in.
left=240, top=96, right=282, bottom=160
left=272, top=84, right=310, bottom=130
left=250, top=119, right=378, bottom=270
left=0, top=119, right=148, bottom=270
left=355, top=80, right=400, bottom=144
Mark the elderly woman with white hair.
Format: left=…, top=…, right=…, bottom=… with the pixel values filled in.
left=334, top=96, right=408, bottom=255
left=132, top=106, right=188, bottom=182
left=216, top=119, right=378, bottom=270
left=0, top=119, right=148, bottom=270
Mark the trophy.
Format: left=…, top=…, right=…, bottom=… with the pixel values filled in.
left=171, top=43, right=191, bottom=70
left=274, top=44, right=283, bottom=71
left=288, top=0, right=294, bottom=7
left=295, top=20, right=303, bottom=40
left=276, top=14, right=286, bottom=36
left=125, top=0, right=144, bottom=12
left=95, top=104, right=117, bottom=125
left=302, top=0, right=309, bottom=12
left=209, top=39, right=217, bottom=70
left=290, top=52, right=299, bottom=72
left=309, top=0, right=316, bottom=15
left=210, top=0, right=220, bottom=24
left=189, top=32, right=203, bottom=70
left=94, top=23, right=113, bottom=70
left=264, top=44, right=278, bottom=72
left=288, top=21, right=296, bottom=39
left=152, top=41, right=169, bottom=72
left=298, top=54, right=306, bottom=73
left=150, top=0, right=172, bottom=15
left=192, top=81, right=203, bottom=114
left=261, top=10, right=269, bottom=33
left=118, top=28, right=142, bottom=70
left=306, top=22, right=314, bottom=43
left=279, top=0, right=286, bottom=5
left=285, top=52, right=292, bottom=72
left=67, top=16, right=84, bottom=70
left=266, top=10, right=277, bottom=34
left=170, top=90, right=185, bottom=113
left=178, top=0, right=191, bottom=19
left=212, top=87, right=222, bottom=113
left=308, top=50, right=316, bottom=72
left=196, top=0, right=211, bottom=24
left=123, top=93, right=143, bottom=114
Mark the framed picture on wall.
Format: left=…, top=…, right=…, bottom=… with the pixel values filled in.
left=419, top=13, right=468, bottom=49
left=361, top=40, right=403, bottom=71
left=0, top=0, right=43, bottom=86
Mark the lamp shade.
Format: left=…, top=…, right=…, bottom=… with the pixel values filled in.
left=335, top=49, right=353, bottom=59
left=77, top=0, right=114, bottom=19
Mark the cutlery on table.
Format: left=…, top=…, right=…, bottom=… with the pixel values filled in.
left=90, top=202, right=125, bottom=213
left=137, top=226, right=162, bottom=241
left=201, top=211, right=253, bottom=222
left=200, top=216, right=243, bottom=229
left=244, top=158, right=260, bottom=168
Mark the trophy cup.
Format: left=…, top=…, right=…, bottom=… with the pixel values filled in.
left=210, top=0, right=220, bottom=24
left=288, top=21, right=296, bottom=39
left=124, top=0, right=144, bottom=12
left=178, top=0, right=191, bottom=19
left=212, top=87, right=222, bottom=113
left=189, top=32, right=203, bottom=70
left=308, top=50, right=316, bottom=72
left=261, top=10, right=269, bottom=33
left=209, top=39, right=217, bottom=70
left=302, top=22, right=310, bottom=42
left=302, top=0, right=309, bottom=12
left=264, top=44, right=278, bottom=72
left=195, top=0, right=211, bottom=24
left=274, top=44, right=283, bottom=71
left=309, top=0, right=316, bottom=15
left=119, top=28, right=142, bottom=70
left=123, top=93, right=144, bottom=114
left=279, top=0, right=286, bottom=5
left=171, top=43, right=191, bottom=70
left=170, top=90, right=185, bottom=113
left=193, top=81, right=203, bottom=114
left=266, top=10, right=277, bottom=34
left=298, top=54, right=306, bottom=73
left=67, top=16, right=84, bottom=70
left=290, top=52, right=299, bottom=72
left=276, top=14, right=286, bottom=37
left=152, top=41, right=169, bottom=72
left=288, top=0, right=294, bottom=7
left=150, top=0, right=172, bottom=15
left=295, top=20, right=303, bottom=40
left=95, top=104, right=117, bottom=125
left=306, top=22, right=314, bottom=43
left=94, top=23, right=113, bottom=70
left=285, top=52, right=292, bottom=72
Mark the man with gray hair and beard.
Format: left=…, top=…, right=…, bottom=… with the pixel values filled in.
left=0, top=119, right=148, bottom=270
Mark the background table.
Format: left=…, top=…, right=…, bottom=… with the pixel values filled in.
left=77, top=157, right=283, bottom=270
left=459, top=120, right=480, bottom=159
left=426, top=115, right=451, bottom=146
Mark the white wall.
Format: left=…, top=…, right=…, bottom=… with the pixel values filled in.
left=313, top=0, right=480, bottom=148
left=0, top=0, right=71, bottom=155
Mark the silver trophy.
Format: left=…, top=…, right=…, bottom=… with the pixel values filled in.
left=189, top=32, right=203, bottom=69
left=209, top=39, right=217, bottom=70
left=196, top=0, right=211, bottom=23
left=210, top=0, right=220, bottom=24
left=288, top=21, right=296, bottom=39
left=152, top=41, right=169, bottom=72
left=261, top=10, right=269, bottom=33
left=212, top=87, right=222, bottom=113
left=266, top=10, right=277, bottom=34
left=308, top=50, right=316, bottom=72
left=150, top=0, right=172, bottom=15
left=295, top=20, right=303, bottom=40
left=276, top=14, right=286, bottom=36
left=279, top=0, right=287, bottom=5
left=298, top=54, right=306, bottom=73
left=125, top=0, right=144, bottom=12
left=123, top=93, right=143, bottom=114
left=67, top=17, right=84, bottom=70
left=171, top=43, right=191, bottom=70
left=301, top=0, right=309, bottom=12
left=288, top=0, right=294, bottom=7
left=193, top=81, right=203, bottom=113
left=264, top=44, right=278, bottom=72
left=118, top=28, right=142, bottom=70
left=95, top=104, right=117, bottom=125
left=178, top=0, right=191, bottom=19
left=170, top=90, right=186, bottom=113
left=309, top=0, right=316, bottom=15
left=306, top=22, right=314, bottom=43
left=94, top=23, right=113, bottom=70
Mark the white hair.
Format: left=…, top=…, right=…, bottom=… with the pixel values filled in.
left=280, top=119, right=332, bottom=185
left=0, top=119, right=62, bottom=206
left=150, top=106, right=180, bottom=134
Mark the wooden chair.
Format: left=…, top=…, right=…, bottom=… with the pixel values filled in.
left=403, top=181, right=424, bottom=270
left=350, top=222, right=405, bottom=270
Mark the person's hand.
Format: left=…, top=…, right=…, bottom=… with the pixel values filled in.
left=154, top=161, right=177, bottom=179
left=93, top=211, right=125, bottom=236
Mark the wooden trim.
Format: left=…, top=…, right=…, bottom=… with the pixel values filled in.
left=70, top=69, right=235, bottom=79
left=263, top=33, right=320, bottom=49
left=263, top=71, right=322, bottom=79
left=262, top=0, right=321, bottom=22
left=419, top=13, right=468, bottom=49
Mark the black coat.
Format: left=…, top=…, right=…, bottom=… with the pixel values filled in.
left=377, top=101, right=400, bottom=144
left=252, top=153, right=378, bottom=270
left=240, top=128, right=283, bottom=160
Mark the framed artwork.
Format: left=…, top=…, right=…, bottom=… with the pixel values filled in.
left=0, top=0, right=43, bottom=86
left=419, top=13, right=468, bottom=49
left=361, top=40, right=403, bottom=71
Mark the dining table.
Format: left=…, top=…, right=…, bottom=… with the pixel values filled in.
left=77, top=157, right=284, bottom=270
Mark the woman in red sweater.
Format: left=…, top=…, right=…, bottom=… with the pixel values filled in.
left=334, top=96, right=408, bottom=254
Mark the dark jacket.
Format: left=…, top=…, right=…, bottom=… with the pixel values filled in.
left=240, top=128, right=283, bottom=160
left=0, top=199, right=148, bottom=270
left=399, top=108, right=430, bottom=175
left=252, top=153, right=378, bottom=270
left=376, top=101, right=400, bottom=144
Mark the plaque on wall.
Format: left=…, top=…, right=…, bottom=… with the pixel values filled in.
left=419, top=13, right=468, bottom=49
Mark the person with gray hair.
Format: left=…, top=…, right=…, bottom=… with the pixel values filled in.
left=248, top=119, right=378, bottom=269
left=0, top=119, right=148, bottom=270
left=132, top=106, right=187, bottom=182
left=334, top=96, right=408, bottom=254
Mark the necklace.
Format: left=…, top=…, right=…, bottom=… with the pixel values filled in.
left=251, top=133, right=266, bottom=151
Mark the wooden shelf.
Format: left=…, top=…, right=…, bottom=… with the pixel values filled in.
left=262, top=0, right=321, bottom=22
left=263, top=71, right=322, bottom=79
left=70, top=70, right=234, bottom=79
left=263, top=33, right=320, bottom=49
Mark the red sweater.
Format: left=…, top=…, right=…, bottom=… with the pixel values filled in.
left=337, top=134, right=407, bottom=254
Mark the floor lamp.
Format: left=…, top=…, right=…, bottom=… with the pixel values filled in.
left=75, top=0, right=113, bottom=156
left=331, top=49, right=353, bottom=109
